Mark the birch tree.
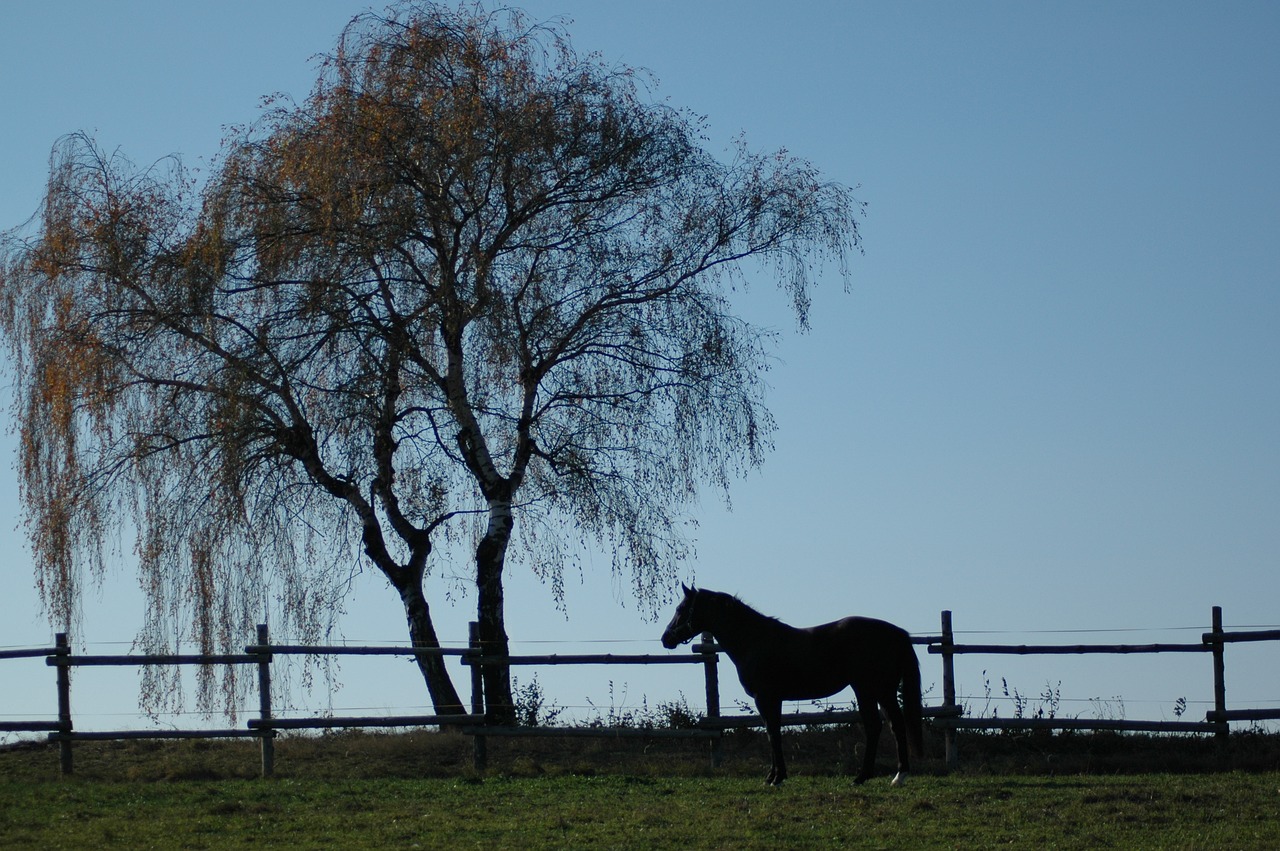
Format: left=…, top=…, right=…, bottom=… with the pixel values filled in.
left=0, top=2, right=861, bottom=719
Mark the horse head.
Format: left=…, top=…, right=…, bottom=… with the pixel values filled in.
left=661, top=583, right=702, bottom=648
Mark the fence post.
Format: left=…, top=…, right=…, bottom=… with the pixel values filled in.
left=1210, top=606, right=1228, bottom=742
left=54, top=633, right=73, bottom=776
left=698, top=630, right=722, bottom=768
left=255, top=623, right=275, bottom=777
left=940, top=610, right=958, bottom=770
left=469, top=621, right=487, bottom=773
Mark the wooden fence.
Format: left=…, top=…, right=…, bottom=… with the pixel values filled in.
left=2, top=605, right=1276, bottom=777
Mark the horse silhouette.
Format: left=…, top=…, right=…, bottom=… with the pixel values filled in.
left=662, top=585, right=923, bottom=786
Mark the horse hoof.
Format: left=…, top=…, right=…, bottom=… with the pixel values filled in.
left=891, top=772, right=907, bottom=787
left=853, top=775, right=869, bottom=786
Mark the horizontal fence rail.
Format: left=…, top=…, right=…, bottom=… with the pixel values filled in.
left=59, top=653, right=260, bottom=666
left=933, top=718, right=1222, bottom=734
left=701, top=705, right=964, bottom=730
left=247, top=715, right=487, bottom=731
left=1206, top=629, right=1280, bottom=644
left=465, top=653, right=713, bottom=666
left=0, top=647, right=62, bottom=661
left=245, top=645, right=476, bottom=657
left=937, top=643, right=1210, bottom=655
left=3, top=605, right=1276, bottom=777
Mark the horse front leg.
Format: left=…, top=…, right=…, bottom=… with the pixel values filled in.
left=756, top=695, right=786, bottom=786
left=852, top=687, right=881, bottom=785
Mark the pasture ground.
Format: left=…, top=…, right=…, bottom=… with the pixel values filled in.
left=2, top=771, right=1279, bottom=849
left=2, top=729, right=1280, bottom=848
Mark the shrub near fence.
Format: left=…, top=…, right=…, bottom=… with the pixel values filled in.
left=2, top=606, right=1276, bottom=778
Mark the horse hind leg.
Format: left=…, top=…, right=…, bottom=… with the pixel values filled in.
left=880, top=692, right=911, bottom=787
left=851, top=688, right=882, bottom=785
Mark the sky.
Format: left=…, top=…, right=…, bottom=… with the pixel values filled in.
left=1, top=1, right=1278, bottom=737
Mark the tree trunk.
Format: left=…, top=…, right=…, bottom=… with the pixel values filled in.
left=396, top=576, right=466, bottom=716
left=476, top=499, right=515, bottom=723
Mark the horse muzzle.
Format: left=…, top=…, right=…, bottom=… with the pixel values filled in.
left=661, top=627, right=691, bottom=649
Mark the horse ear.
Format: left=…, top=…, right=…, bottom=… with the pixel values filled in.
left=681, top=582, right=693, bottom=596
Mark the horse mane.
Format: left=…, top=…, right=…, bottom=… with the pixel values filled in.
left=702, top=589, right=789, bottom=632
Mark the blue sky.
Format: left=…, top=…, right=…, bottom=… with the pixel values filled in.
left=1, top=2, right=1278, bottom=732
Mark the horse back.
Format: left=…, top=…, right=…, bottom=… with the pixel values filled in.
left=818, top=615, right=912, bottom=646
left=737, top=616, right=914, bottom=702
left=806, top=616, right=915, bottom=689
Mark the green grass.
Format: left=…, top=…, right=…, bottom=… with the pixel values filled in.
left=2, top=772, right=1278, bottom=849
left=4, top=729, right=1280, bottom=848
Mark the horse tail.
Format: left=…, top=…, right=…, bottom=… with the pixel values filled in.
left=900, top=637, right=924, bottom=757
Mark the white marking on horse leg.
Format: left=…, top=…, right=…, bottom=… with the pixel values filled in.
left=891, top=771, right=908, bottom=787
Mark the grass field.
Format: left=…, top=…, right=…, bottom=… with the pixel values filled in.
left=3, top=730, right=1279, bottom=848
left=3, top=772, right=1279, bottom=849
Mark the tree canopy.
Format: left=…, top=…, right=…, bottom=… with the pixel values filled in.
left=0, top=1, right=861, bottom=717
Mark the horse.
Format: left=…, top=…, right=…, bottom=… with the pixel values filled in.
left=661, top=584, right=924, bottom=786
